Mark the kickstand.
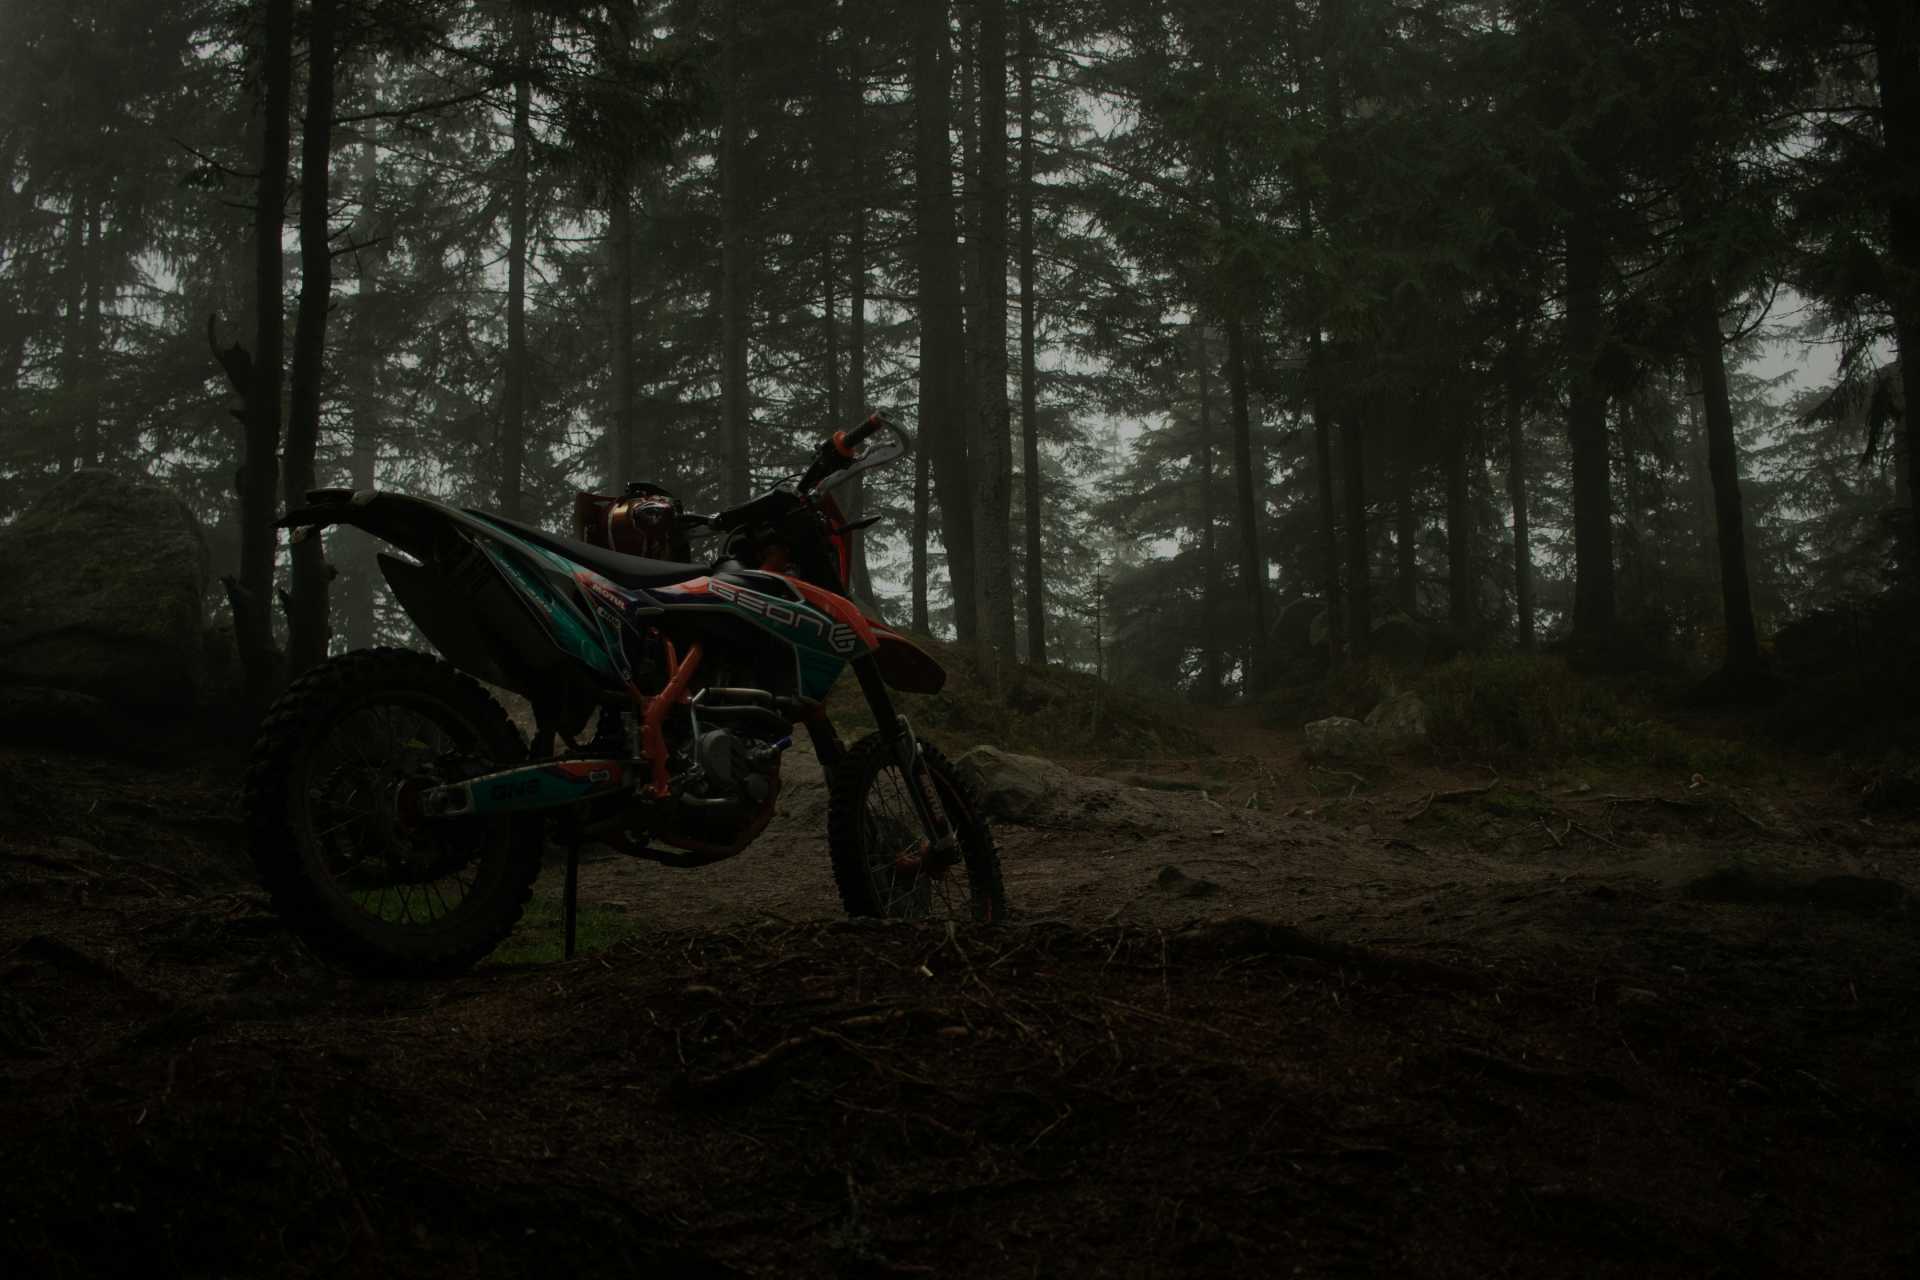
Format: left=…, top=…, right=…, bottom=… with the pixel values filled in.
left=563, top=841, right=580, bottom=960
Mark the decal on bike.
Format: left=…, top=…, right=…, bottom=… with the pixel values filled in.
left=571, top=568, right=639, bottom=682
left=477, top=540, right=623, bottom=682
left=705, top=577, right=864, bottom=656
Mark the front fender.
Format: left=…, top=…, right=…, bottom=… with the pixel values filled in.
left=870, top=628, right=945, bottom=694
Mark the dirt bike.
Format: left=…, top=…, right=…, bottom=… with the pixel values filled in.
left=245, top=413, right=1005, bottom=976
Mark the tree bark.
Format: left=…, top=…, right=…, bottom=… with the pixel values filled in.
left=497, top=1, right=533, bottom=519
left=1196, top=324, right=1222, bottom=703
left=1564, top=205, right=1616, bottom=651
left=340, top=128, right=385, bottom=652
left=1445, top=416, right=1474, bottom=639
left=913, top=0, right=976, bottom=641
left=1506, top=385, right=1533, bottom=650
left=1342, top=382, right=1369, bottom=657
left=1308, top=325, right=1344, bottom=661
left=972, top=0, right=1016, bottom=664
left=284, top=0, right=339, bottom=677
left=237, top=0, right=295, bottom=710
left=1871, top=0, right=1920, bottom=558
left=58, top=192, right=85, bottom=474
left=609, top=174, right=638, bottom=487
left=1393, top=432, right=1416, bottom=616
left=719, top=0, right=751, bottom=505
left=1692, top=285, right=1761, bottom=672
left=844, top=18, right=875, bottom=607
left=911, top=437, right=931, bottom=633
left=1223, top=315, right=1267, bottom=684
left=76, top=192, right=102, bottom=470
left=1017, top=8, right=1044, bottom=666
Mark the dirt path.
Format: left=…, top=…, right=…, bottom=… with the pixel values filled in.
left=574, top=709, right=1919, bottom=978
left=2, top=722, right=1918, bottom=1277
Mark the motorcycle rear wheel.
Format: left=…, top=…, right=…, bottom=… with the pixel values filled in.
left=827, top=734, right=1007, bottom=924
left=244, top=647, right=544, bottom=976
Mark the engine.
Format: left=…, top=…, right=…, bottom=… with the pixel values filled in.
left=685, top=724, right=784, bottom=809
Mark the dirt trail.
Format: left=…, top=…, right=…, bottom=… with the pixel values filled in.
left=2, top=718, right=1918, bottom=1277
left=582, top=708, right=1919, bottom=976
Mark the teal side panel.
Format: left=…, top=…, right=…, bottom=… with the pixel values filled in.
left=479, top=542, right=621, bottom=682
left=796, top=647, right=845, bottom=701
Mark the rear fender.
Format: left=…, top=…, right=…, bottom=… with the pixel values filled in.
left=286, top=489, right=626, bottom=691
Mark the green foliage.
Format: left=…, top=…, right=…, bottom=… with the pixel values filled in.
left=825, top=636, right=1212, bottom=759
left=1416, top=654, right=1759, bottom=775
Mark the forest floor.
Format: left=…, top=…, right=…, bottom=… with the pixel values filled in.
left=2, top=705, right=1917, bottom=1277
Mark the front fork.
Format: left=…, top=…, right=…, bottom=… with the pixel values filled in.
left=850, top=654, right=958, bottom=863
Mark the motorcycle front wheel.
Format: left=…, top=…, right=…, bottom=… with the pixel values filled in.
left=244, top=647, right=544, bottom=976
left=827, top=733, right=1007, bottom=925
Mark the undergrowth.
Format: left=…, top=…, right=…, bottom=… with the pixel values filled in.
left=1416, top=654, right=1762, bottom=775
left=825, top=635, right=1210, bottom=758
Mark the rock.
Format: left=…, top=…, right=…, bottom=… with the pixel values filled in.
left=1308, top=610, right=1331, bottom=649
left=953, top=745, right=1073, bottom=822
left=1364, top=691, right=1430, bottom=753
left=1304, top=716, right=1377, bottom=761
left=0, top=685, right=118, bottom=746
left=1369, top=616, right=1426, bottom=669
left=1153, top=865, right=1220, bottom=898
left=0, top=471, right=210, bottom=713
left=1272, top=598, right=1321, bottom=655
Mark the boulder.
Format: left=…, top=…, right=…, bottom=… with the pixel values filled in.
left=1272, top=598, right=1321, bottom=656
left=0, top=470, right=211, bottom=714
left=1364, top=691, right=1429, bottom=753
left=1304, top=716, right=1377, bottom=761
left=0, top=685, right=117, bottom=747
left=953, top=745, right=1072, bottom=822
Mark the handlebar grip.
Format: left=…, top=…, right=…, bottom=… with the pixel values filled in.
left=846, top=411, right=887, bottom=447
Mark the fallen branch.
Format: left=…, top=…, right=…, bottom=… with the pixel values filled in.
left=678, top=1009, right=918, bottom=1099
left=1403, top=780, right=1499, bottom=821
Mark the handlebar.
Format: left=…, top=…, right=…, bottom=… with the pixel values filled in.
left=800, top=410, right=893, bottom=492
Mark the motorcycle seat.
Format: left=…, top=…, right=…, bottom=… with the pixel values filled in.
left=468, top=511, right=711, bottom=590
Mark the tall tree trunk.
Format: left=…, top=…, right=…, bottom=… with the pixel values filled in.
left=609, top=175, right=638, bottom=487
left=1393, top=432, right=1416, bottom=616
left=498, top=1, right=533, bottom=519
left=1224, top=315, right=1266, bottom=685
left=973, top=0, right=1015, bottom=664
left=1692, top=285, right=1761, bottom=673
left=77, top=191, right=102, bottom=469
left=1565, top=205, right=1615, bottom=651
left=1197, top=324, right=1222, bottom=704
left=911, top=441, right=930, bottom=633
left=341, top=130, right=385, bottom=652
left=1872, top=0, right=1920, bottom=558
left=58, top=193, right=85, bottom=474
left=284, top=0, right=339, bottom=677
left=719, top=0, right=751, bottom=505
left=1445, top=416, right=1474, bottom=640
left=1017, top=8, right=1044, bottom=666
left=822, top=246, right=840, bottom=424
left=845, top=19, right=875, bottom=607
left=1308, top=325, right=1344, bottom=661
left=236, top=0, right=295, bottom=709
left=1506, top=386, right=1533, bottom=650
left=1214, top=132, right=1266, bottom=687
left=1342, top=382, right=1369, bottom=657
left=913, top=0, right=976, bottom=641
